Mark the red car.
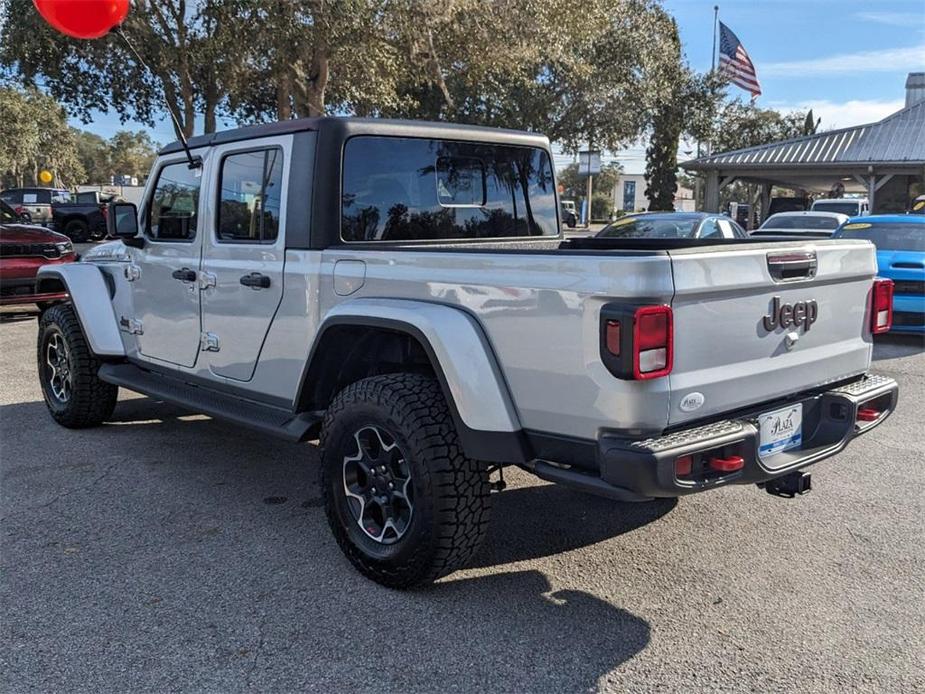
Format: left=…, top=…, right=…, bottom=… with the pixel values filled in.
left=1, top=200, right=76, bottom=307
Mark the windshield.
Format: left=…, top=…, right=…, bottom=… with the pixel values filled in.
left=834, top=222, right=925, bottom=252
left=598, top=216, right=699, bottom=239
left=0, top=200, right=18, bottom=222
left=761, top=215, right=840, bottom=230
left=813, top=201, right=860, bottom=215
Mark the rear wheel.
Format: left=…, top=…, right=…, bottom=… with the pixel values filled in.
left=37, top=304, right=118, bottom=428
left=321, top=373, right=492, bottom=588
left=63, top=219, right=89, bottom=243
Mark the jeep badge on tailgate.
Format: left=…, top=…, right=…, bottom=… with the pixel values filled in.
left=762, top=296, right=818, bottom=332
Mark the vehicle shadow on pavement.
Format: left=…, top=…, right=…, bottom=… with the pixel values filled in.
left=2, top=398, right=652, bottom=691
left=473, top=486, right=676, bottom=569
left=872, top=333, right=924, bottom=361
left=0, top=310, right=38, bottom=323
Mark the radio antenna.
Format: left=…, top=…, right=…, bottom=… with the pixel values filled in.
left=113, top=27, right=201, bottom=169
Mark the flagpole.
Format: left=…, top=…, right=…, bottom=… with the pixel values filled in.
left=711, top=5, right=719, bottom=71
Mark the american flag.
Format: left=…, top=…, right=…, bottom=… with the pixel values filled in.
left=718, top=21, right=762, bottom=99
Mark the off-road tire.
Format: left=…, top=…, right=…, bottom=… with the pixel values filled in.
left=63, top=219, right=89, bottom=243
left=38, top=303, right=118, bottom=428
left=321, top=373, right=491, bottom=588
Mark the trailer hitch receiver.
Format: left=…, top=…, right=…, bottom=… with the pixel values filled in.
left=763, top=471, right=812, bottom=498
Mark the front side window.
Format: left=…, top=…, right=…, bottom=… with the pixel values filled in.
left=147, top=162, right=202, bottom=241
left=217, top=148, right=284, bottom=243
left=342, top=136, right=557, bottom=242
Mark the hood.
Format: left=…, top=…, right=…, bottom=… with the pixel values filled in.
left=0, top=223, right=70, bottom=244
left=876, top=249, right=925, bottom=274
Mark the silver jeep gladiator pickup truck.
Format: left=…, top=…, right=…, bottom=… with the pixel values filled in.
left=35, top=118, right=899, bottom=588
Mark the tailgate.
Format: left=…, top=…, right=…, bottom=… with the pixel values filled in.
left=667, top=239, right=875, bottom=426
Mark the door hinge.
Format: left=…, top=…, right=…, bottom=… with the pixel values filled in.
left=198, top=271, right=217, bottom=290
left=200, top=332, right=220, bottom=352
left=124, top=264, right=141, bottom=282
left=119, top=316, right=143, bottom=335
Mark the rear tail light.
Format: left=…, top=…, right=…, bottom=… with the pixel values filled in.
left=871, top=278, right=893, bottom=334
left=601, top=304, right=673, bottom=380
left=633, top=306, right=673, bottom=379
left=856, top=407, right=881, bottom=422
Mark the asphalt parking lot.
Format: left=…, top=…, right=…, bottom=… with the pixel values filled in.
left=1, top=309, right=923, bottom=693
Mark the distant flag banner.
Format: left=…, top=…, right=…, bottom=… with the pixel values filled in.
left=718, top=21, right=762, bottom=99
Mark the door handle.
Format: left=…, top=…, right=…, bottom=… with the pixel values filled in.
left=240, top=272, right=271, bottom=289
left=171, top=267, right=197, bottom=282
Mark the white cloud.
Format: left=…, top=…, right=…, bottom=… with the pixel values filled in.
left=768, top=98, right=906, bottom=129
left=854, top=11, right=925, bottom=27
left=762, top=46, right=925, bottom=77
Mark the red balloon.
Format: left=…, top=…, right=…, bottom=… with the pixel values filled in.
left=33, top=0, right=129, bottom=40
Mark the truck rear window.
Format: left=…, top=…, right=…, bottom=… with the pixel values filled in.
left=341, top=136, right=557, bottom=242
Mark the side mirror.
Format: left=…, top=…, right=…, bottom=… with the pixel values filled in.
left=108, top=202, right=144, bottom=248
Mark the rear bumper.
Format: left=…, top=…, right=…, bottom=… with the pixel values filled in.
left=532, top=374, right=898, bottom=500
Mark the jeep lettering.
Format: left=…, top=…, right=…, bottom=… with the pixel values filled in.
left=762, top=296, right=819, bottom=332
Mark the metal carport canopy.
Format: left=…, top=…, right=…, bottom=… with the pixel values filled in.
left=681, top=100, right=925, bottom=211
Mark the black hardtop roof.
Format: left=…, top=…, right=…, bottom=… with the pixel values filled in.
left=159, top=116, right=551, bottom=155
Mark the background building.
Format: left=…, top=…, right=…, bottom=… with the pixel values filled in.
left=683, top=72, right=925, bottom=218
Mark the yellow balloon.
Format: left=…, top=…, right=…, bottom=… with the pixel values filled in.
left=38, top=170, right=53, bottom=184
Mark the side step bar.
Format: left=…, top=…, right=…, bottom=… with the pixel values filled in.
left=98, top=363, right=321, bottom=442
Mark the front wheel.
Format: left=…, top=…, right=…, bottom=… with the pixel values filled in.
left=321, top=373, right=492, bottom=588
left=38, top=304, right=118, bottom=428
left=63, top=219, right=89, bottom=243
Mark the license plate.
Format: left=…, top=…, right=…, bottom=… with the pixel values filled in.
left=758, top=404, right=803, bottom=459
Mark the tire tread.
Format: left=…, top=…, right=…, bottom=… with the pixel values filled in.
left=321, top=373, right=491, bottom=588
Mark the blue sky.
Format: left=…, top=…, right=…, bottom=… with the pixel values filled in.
left=73, top=0, right=925, bottom=172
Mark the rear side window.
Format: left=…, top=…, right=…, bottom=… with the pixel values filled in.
left=0, top=191, right=21, bottom=204
left=341, top=136, right=557, bottom=242
left=813, top=201, right=860, bottom=216
left=147, top=161, right=201, bottom=241
left=217, top=148, right=284, bottom=243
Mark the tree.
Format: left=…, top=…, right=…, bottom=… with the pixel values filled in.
left=0, top=0, right=247, bottom=137
left=640, top=7, right=726, bottom=211
left=710, top=101, right=815, bottom=153
left=557, top=162, right=623, bottom=200
left=75, top=131, right=111, bottom=185
left=380, top=0, right=692, bottom=152
left=3, top=0, right=689, bottom=152
left=108, top=131, right=159, bottom=180
left=0, top=87, right=84, bottom=188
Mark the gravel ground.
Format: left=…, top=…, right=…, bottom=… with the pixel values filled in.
left=1, top=311, right=923, bottom=693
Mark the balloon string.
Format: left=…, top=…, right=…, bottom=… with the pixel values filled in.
left=114, top=27, right=200, bottom=169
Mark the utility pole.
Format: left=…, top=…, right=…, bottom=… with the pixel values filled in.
left=585, top=146, right=593, bottom=228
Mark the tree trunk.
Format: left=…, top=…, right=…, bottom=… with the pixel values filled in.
left=204, top=82, right=218, bottom=134
left=294, top=43, right=329, bottom=117
left=277, top=71, right=292, bottom=120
